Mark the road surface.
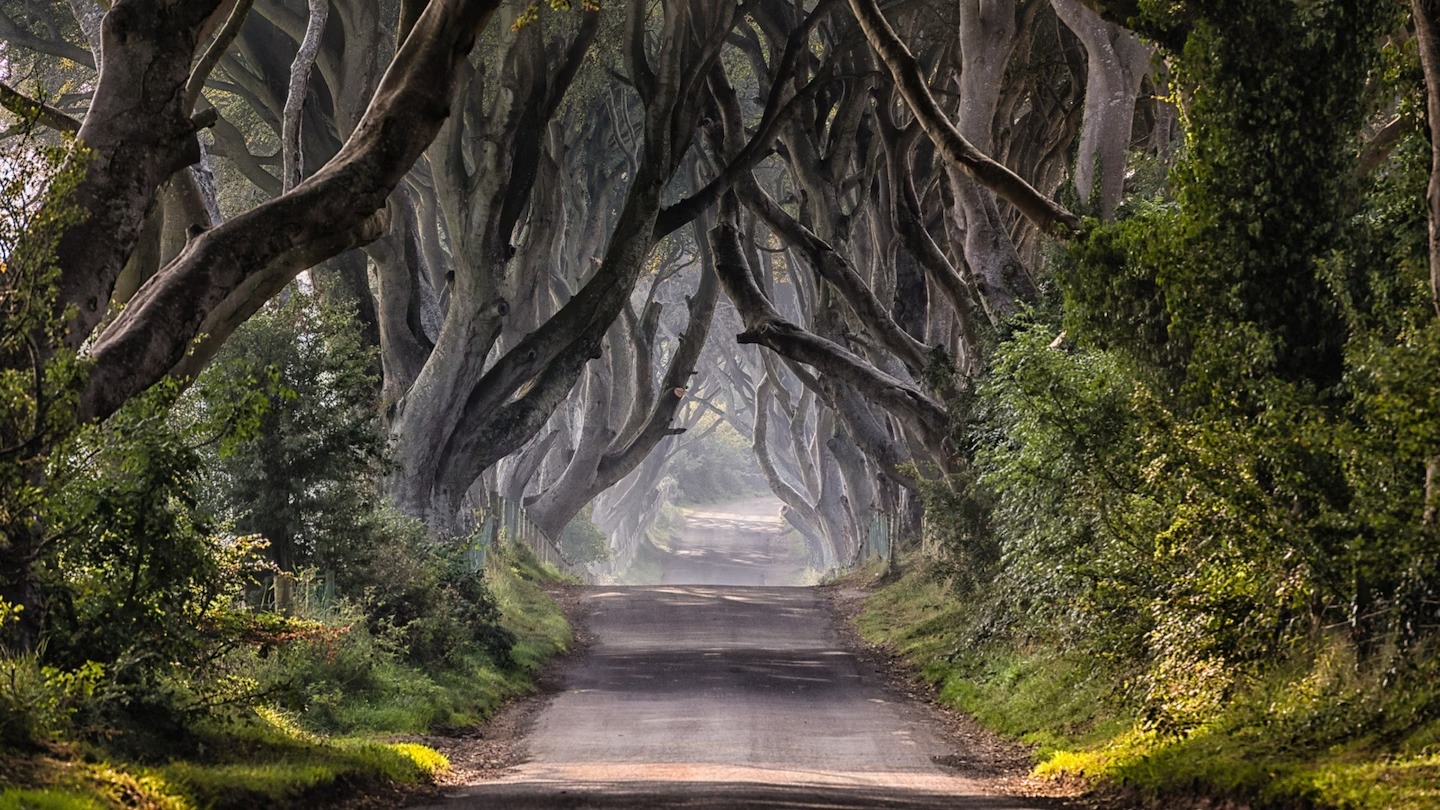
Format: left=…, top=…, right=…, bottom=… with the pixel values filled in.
left=417, top=499, right=1049, bottom=809
left=657, top=497, right=811, bottom=586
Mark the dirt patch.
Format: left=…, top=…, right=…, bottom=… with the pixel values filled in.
left=819, top=583, right=1082, bottom=805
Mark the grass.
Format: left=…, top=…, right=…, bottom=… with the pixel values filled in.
left=152, top=708, right=448, bottom=809
left=0, top=711, right=449, bottom=810
left=490, top=541, right=574, bottom=671
left=1, top=549, right=573, bottom=810
left=0, top=789, right=105, bottom=810
left=856, top=557, right=1440, bottom=809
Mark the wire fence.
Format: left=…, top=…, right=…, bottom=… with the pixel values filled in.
left=472, top=496, right=579, bottom=577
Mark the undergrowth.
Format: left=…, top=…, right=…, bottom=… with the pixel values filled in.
left=0, top=545, right=571, bottom=809
left=857, top=557, right=1440, bottom=810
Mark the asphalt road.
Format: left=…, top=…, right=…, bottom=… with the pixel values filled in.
left=418, top=500, right=1048, bottom=809
left=657, top=497, right=811, bottom=586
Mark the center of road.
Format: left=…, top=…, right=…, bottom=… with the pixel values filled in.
left=414, top=501, right=1053, bottom=809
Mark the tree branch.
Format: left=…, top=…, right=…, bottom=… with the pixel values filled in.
left=185, top=0, right=255, bottom=112
left=80, top=0, right=508, bottom=421
left=0, top=9, right=96, bottom=68
left=0, top=82, right=80, bottom=134
left=710, top=207, right=949, bottom=450
left=282, top=0, right=329, bottom=191
left=848, top=0, right=1082, bottom=237
left=653, top=0, right=840, bottom=237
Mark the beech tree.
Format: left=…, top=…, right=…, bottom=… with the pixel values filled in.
left=0, top=0, right=515, bottom=647
left=2, top=0, right=1172, bottom=597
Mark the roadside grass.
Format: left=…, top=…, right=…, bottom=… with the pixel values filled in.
left=1, top=548, right=572, bottom=809
left=857, top=557, right=1440, bottom=809
left=490, top=541, right=575, bottom=672
left=154, top=708, right=448, bottom=809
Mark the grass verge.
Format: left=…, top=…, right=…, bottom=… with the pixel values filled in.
left=2, top=547, right=572, bottom=809
left=856, top=558, right=1440, bottom=809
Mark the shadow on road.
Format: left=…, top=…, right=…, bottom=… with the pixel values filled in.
left=412, top=501, right=1054, bottom=809
left=437, top=776, right=1047, bottom=808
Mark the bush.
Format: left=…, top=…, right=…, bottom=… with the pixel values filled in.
left=0, top=647, right=104, bottom=749
left=559, top=510, right=610, bottom=567
left=323, top=509, right=514, bottom=667
left=973, top=320, right=1161, bottom=657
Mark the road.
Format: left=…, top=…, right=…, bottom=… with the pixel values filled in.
left=417, top=498, right=1049, bottom=809
left=656, top=497, right=811, bottom=586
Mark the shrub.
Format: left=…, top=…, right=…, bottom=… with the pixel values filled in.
left=0, top=647, right=104, bottom=749
left=559, top=510, right=610, bottom=567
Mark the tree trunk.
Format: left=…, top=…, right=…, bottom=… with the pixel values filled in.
left=848, top=0, right=1081, bottom=238
left=79, top=0, right=510, bottom=423
left=1052, top=0, right=1150, bottom=220
left=282, top=0, right=329, bottom=191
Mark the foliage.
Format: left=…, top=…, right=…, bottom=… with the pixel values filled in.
left=217, top=536, right=566, bottom=736
left=971, top=321, right=1163, bottom=663
left=667, top=419, right=766, bottom=505
left=0, top=535, right=573, bottom=808
left=0, top=126, right=89, bottom=651
left=338, top=509, right=515, bottom=666
left=43, top=385, right=265, bottom=681
left=862, top=558, right=1440, bottom=810
left=948, top=0, right=1440, bottom=735
left=0, top=649, right=104, bottom=749
left=0, top=202, right=552, bottom=805
left=558, top=507, right=611, bottom=567
left=874, top=5, right=1440, bottom=806
left=195, top=293, right=384, bottom=573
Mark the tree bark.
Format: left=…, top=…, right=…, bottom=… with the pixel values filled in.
left=48, top=0, right=233, bottom=353
left=282, top=0, right=329, bottom=191
left=1052, top=0, right=1150, bottom=220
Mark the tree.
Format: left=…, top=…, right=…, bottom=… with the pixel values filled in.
left=197, top=293, right=383, bottom=572
left=1, top=0, right=507, bottom=646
